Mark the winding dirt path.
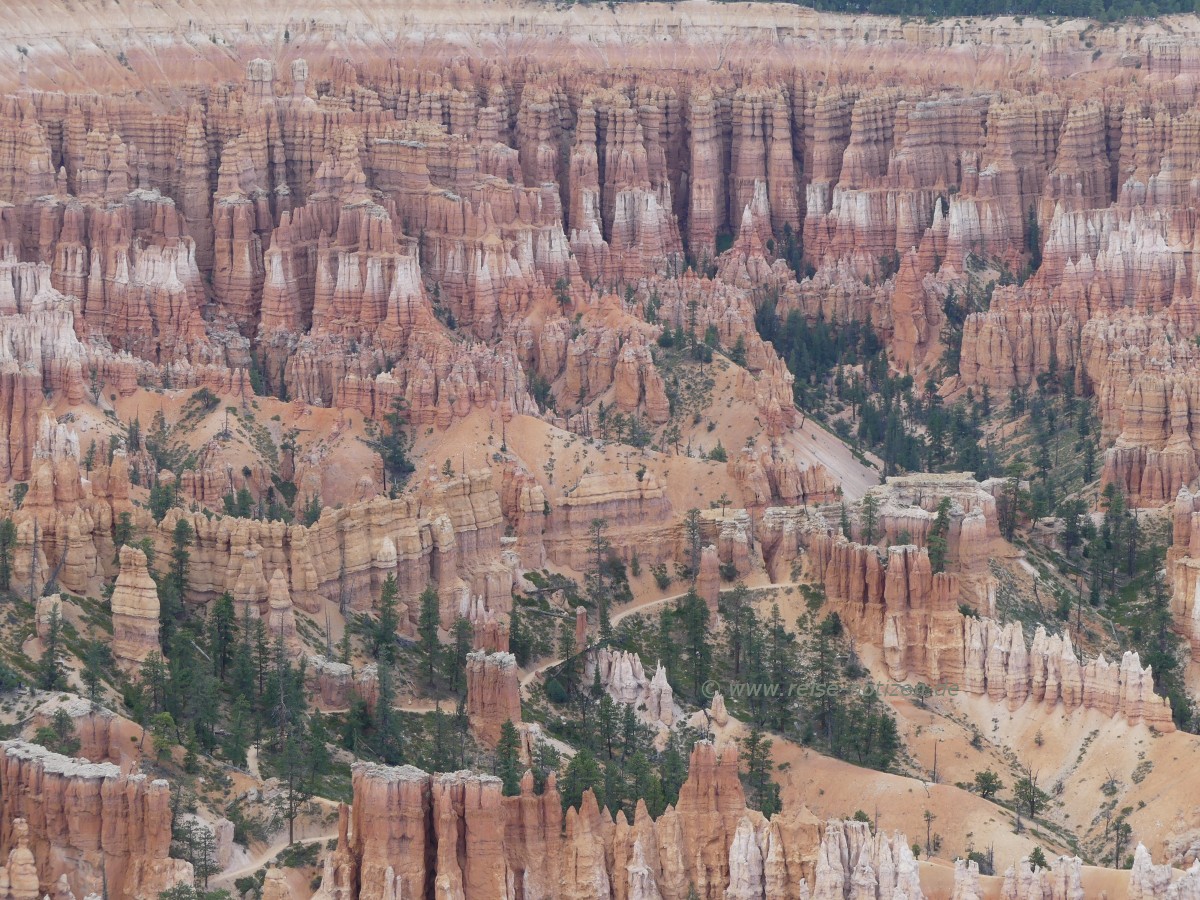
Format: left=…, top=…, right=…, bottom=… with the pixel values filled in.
left=518, top=582, right=793, bottom=694
left=212, top=831, right=335, bottom=887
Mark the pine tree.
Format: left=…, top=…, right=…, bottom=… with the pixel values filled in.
left=373, top=660, right=404, bottom=765
left=230, top=603, right=257, bottom=702
left=586, top=519, right=611, bottom=600
left=139, top=652, right=169, bottom=715
left=927, top=497, right=952, bottom=574
left=619, top=702, right=640, bottom=762
left=417, top=583, right=440, bottom=683
left=224, top=696, right=251, bottom=768
left=684, top=508, right=702, bottom=579
left=304, top=710, right=333, bottom=790
left=532, top=740, right=560, bottom=794
left=764, top=604, right=797, bottom=732
left=679, top=590, right=711, bottom=699
left=596, top=695, right=619, bottom=759
left=81, top=639, right=109, bottom=704
left=660, top=731, right=690, bottom=805
left=38, top=604, right=66, bottom=690
left=253, top=615, right=270, bottom=698
left=443, top=618, right=473, bottom=694
left=495, top=720, right=522, bottom=796
left=275, top=717, right=312, bottom=845
left=741, top=724, right=782, bottom=816
left=603, top=761, right=628, bottom=818
left=560, top=748, right=604, bottom=811
left=859, top=494, right=880, bottom=544
left=509, top=607, right=530, bottom=666
left=626, top=751, right=667, bottom=817
left=428, top=703, right=454, bottom=772
left=373, top=575, right=401, bottom=663
left=159, top=518, right=192, bottom=647
left=598, top=596, right=612, bottom=644
left=188, top=668, right=221, bottom=751
left=208, top=593, right=237, bottom=680
left=721, top=583, right=751, bottom=675
left=0, top=518, right=16, bottom=591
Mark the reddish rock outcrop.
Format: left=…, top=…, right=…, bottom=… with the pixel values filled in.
left=764, top=509, right=1175, bottom=730
left=0, top=741, right=191, bottom=900
left=338, top=741, right=820, bottom=900
left=109, top=546, right=160, bottom=672
left=465, top=651, right=521, bottom=746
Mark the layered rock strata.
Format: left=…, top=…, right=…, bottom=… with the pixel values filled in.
left=342, top=741, right=821, bottom=900
left=0, top=741, right=191, bottom=900
left=764, top=510, right=1174, bottom=730
left=109, top=546, right=161, bottom=672
left=465, top=651, right=522, bottom=746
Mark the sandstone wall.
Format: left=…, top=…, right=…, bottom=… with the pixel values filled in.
left=0, top=741, right=191, bottom=900
left=343, top=741, right=820, bottom=900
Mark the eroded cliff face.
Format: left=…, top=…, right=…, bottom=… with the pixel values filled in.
left=761, top=475, right=1176, bottom=731
left=6, top=2, right=1200, bottom=495
left=0, top=741, right=191, bottom=900
left=341, top=741, right=821, bottom=900
left=8, top=6, right=1200, bottom=898
left=331, top=740, right=1200, bottom=899
left=20, top=0, right=1200, bottom=610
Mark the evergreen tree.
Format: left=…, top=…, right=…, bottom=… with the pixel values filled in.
left=428, top=703, right=455, bottom=772
left=81, top=639, right=109, bottom=704
left=159, top=518, right=192, bottom=648
left=303, top=711, right=333, bottom=789
left=38, top=604, right=66, bottom=690
left=683, top=508, right=702, bottom=579
left=417, top=584, right=440, bottom=683
left=0, top=518, right=16, bottom=591
left=998, top=460, right=1026, bottom=540
left=208, top=593, right=237, bottom=680
left=224, top=696, right=251, bottom=768
left=678, top=590, right=712, bottom=700
left=860, top=493, right=880, bottom=544
left=764, top=604, right=797, bottom=733
left=741, top=724, right=782, bottom=816
left=372, top=660, right=404, bottom=764
left=368, top=397, right=415, bottom=492
left=495, top=720, right=522, bottom=796
left=927, top=497, right=952, bottom=574
left=34, top=707, right=81, bottom=755
left=509, top=607, right=530, bottom=666
left=275, top=719, right=311, bottom=845
left=721, top=583, right=751, bottom=676
left=560, top=748, right=604, bottom=811
left=586, top=518, right=611, bottom=600
left=230, top=603, right=257, bottom=702
left=626, top=751, right=666, bottom=817
left=1014, top=766, right=1049, bottom=818
left=443, top=618, right=473, bottom=694
left=596, top=695, right=619, bottom=759
left=660, top=730, right=691, bottom=804
left=369, top=575, right=401, bottom=663
left=532, top=740, right=561, bottom=794
left=188, top=668, right=221, bottom=751
left=974, top=769, right=1003, bottom=800
left=138, top=652, right=169, bottom=715
left=619, top=702, right=641, bottom=762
